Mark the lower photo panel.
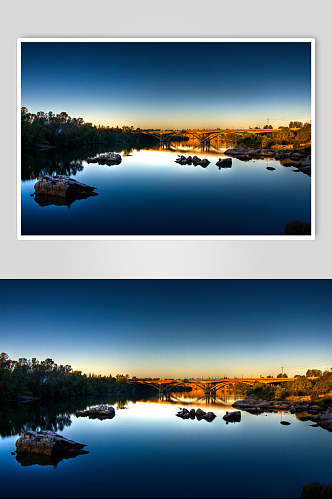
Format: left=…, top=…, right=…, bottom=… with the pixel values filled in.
left=0, top=279, right=331, bottom=499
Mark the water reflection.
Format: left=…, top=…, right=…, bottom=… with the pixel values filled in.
left=0, top=392, right=239, bottom=439
left=16, top=449, right=89, bottom=468
left=33, top=191, right=98, bottom=208
left=0, top=403, right=73, bottom=438
left=22, top=154, right=85, bottom=181
left=21, top=142, right=234, bottom=182
left=1, top=394, right=331, bottom=498
left=21, top=145, right=133, bottom=181
left=0, top=396, right=130, bottom=438
left=21, top=145, right=311, bottom=236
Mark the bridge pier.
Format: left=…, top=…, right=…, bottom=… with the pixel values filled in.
left=158, top=384, right=173, bottom=400
left=160, top=140, right=171, bottom=149
left=200, top=138, right=211, bottom=150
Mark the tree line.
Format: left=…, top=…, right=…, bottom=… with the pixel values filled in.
left=242, top=370, right=332, bottom=401
left=21, top=108, right=156, bottom=150
left=232, top=122, right=311, bottom=150
left=0, top=353, right=145, bottom=402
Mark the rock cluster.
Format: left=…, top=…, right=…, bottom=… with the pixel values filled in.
left=223, top=411, right=241, bottom=422
left=175, top=155, right=210, bottom=168
left=87, top=152, right=122, bottom=165
left=76, top=404, right=115, bottom=420
left=15, top=430, right=86, bottom=457
left=176, top=407, right=216, bottom=422
left=224, top=143, right=311, bottom=175
left=34, top=175, right=97, bottom=199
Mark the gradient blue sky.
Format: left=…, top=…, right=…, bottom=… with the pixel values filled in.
left=21, top=42, right=311, bottom=129
left=1, top=280, right=330, bottom=377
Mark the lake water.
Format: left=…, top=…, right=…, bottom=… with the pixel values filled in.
left=1, top=394, right=331, bottom=498
left=21, top=146, right=311, bottom=236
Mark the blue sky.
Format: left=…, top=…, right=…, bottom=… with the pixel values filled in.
left=1, top=280, right=330, bottom=377
left=21, top=42, right=311, bottom=129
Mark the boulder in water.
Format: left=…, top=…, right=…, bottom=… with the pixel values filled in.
left=34, top=175, right=97, bottom=199
left=76, top=404, right=115, bottom=420
left=87, top=152, right=122, bottom=165
left=15, top=430, right=86, bottom=457
left=216, top=158, right=232, bottom=169
left=223, top=411, right=241, bottom=422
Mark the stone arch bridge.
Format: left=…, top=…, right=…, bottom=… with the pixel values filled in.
left=131, top=377, right=296, bottom=399
left=145, top=128, right=280, bottom=149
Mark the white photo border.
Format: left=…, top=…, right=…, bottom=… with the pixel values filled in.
left=17, top=37, right=315, bottom=241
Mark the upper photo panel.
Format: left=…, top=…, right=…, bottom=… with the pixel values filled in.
left=18, top=39, right=314, bottom=239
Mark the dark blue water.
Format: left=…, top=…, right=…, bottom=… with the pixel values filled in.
left=1, top=395, right=331, bottom=498
left=21, top=147, right=311, bottom=236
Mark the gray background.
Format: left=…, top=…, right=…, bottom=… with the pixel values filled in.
left=1, top=0, right=330, bottom=278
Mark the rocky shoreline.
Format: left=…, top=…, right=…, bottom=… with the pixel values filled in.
left=224, top=143, right=311, bottom=175
left=232, top=396, right=332, bottom=431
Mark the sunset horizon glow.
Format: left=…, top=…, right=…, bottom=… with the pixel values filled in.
left=1, top=280, right=330, bottom=379
left=21, top=41, right=311, bottom=130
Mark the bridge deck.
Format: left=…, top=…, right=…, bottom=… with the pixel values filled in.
left=133, top=377, right=309, bottom=385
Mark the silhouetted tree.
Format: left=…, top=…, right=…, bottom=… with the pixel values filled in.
left=306, top=369, right=322, bottom=377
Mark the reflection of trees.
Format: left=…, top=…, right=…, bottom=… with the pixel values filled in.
left=0, top=397, right=102, bottom=438
left=22, top=154, right=84, bottom=181
left=0, top=402, right=74, bottom=438
left=116, top=399, right=129, bottom=410
left=0, top=393, right=151, bottom=438
left=21, top=143, right=141, bottom=181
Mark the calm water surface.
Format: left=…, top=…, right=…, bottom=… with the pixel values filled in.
left=21, top=146, right=311, bottom=236
left=1, top=394, right=331, bottom=498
